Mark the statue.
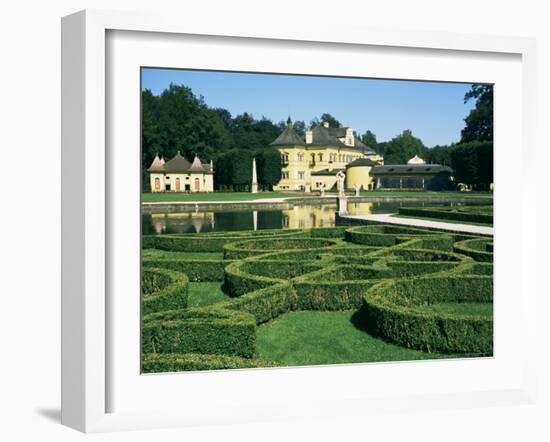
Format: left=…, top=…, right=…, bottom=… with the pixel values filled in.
left=335, top=170, right=347, bottom=215
left=336, top=170, right=346, bottom=198
left=354, top=183, right=361, bottom=197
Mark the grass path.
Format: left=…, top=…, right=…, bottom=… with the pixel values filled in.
left=256, top=311, right=455, bottom=366
left=187, top=282, right=229, bottom=308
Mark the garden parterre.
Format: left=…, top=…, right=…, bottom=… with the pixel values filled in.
left=141, top=225, right=493, bottom=372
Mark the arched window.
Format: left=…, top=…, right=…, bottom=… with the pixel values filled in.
left=194, top=177, right=200, bottom=191
left=175, top=177, right=181, bottom=191
left=154, top=177, right=160, bottom=191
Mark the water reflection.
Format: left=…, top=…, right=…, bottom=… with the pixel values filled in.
left=142, top=200, right=487, bottom=235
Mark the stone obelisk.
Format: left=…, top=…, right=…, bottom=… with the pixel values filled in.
left=251, top=158, right=258, bottom=193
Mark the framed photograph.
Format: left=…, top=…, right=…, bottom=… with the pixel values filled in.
left=61, top=9, right=537, bottom=432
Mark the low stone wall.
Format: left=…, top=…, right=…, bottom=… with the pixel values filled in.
left=142, top=196, right=493, bottom=213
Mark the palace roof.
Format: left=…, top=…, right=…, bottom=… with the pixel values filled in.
left=270, top=125, right=306, bottom=146
left=346, top=158, right=380, bottom=168
left=270, top=118, right=376, bottom=154
left=148, top=152, right=213, bottom=174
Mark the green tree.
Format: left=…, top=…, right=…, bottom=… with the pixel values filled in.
left=230, top=149, right=254, bottom=190
left=450, top=141, right=493, bottom=189
left=461, top=84, right=493, bottom=143
left=256, top=148, right=281, bottom=190
left=425, top=144, right=454, bottom=166
left=309, top=113, right=342, bottom=129
left=384, top=130, right=426, bottom=164
left=361, top=130, right=379, bottom=153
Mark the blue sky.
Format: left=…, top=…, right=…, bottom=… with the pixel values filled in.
left=142, top=68, right=477, bottom=147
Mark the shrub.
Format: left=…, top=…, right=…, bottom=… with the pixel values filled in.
left=398, top=206, right=493, bottom=224
left=144, top=229, right=305, bottom=253
left=142, top=259, right=229, bottom=281
left=141, top=268, right=189, bottom=315
left=220, top=282, right=296, bottom=324
left=310, top=227, right=348, bottom=239
left=142, top=352, right=279, bottom=373
left=142, top=307, right=256, bottom=358
left=141, top=224, right=494, bottom=371
left=362, top=275, right=493, bottom=354
left=453, top=238, right=493, bottom=262
left=223, top=238, right=340, bottom=259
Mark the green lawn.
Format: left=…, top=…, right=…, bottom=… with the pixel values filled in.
left=416, top=302, right=493, bottom=316
left=142, top=190, right=493, bottom=203
left=392, top=214, right=493, bottom=227
left=142, top=192, right=298, bottom=202
left=256, top=311, right=453, bottom=366
left=188, top=282, right=229, bottom=308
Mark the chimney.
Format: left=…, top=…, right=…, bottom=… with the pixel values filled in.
left=323, top=121, right=329, bottom=128
left=305, top=129, right=313, bottom=144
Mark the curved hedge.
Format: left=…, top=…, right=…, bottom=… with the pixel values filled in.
left=142, top=268, right=189, bottom=315
left=223, top=237, right=340, bottom=259
left=142, top=258, right=229, bottom=282
left=223, top=260, right=323, bottom=297
left=398, top=206, right=493, bottom=224
left=362, top=275, right=493, bottom=354
left=141, top=223, right=494, bottom=371
left=144, top=228, right=305, bottom=252
left=345, top=225, right=435, bottom=246
left=453, top=238, right=493, bottom=262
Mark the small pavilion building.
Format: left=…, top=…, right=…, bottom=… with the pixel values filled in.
left=371, top=156, right=453, bottom=191
left=148, top=151, right=214, bottom=192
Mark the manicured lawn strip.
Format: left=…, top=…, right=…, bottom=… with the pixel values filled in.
left=256, top=311, right=452, bottom=365
left=415, top=302, right=493, bottom=317
left=142, top=191, right=493, bottom=203
left=142, top=192, right=301, bottom=202
left=188, top=282, right=229, bottom=307
left=392, top=214, right=493, bottom=227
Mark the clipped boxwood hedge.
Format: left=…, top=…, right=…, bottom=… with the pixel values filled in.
left=398, top=206, right=493, bottom=224
left=142, top=267, right=189, bottom=315
left=142, top=352, right=279, bottom=373
left=142, top=307, right=256, bottom=358
left=362, top=275, right=493, bottom=354
left=140, top=223, right=495, bottom=371
left=453, top=238, right=493, bottom=262
left=223, top=237, right=340, bottom=259
left=223, top=260, right=324, bottom=297
left=142, top=259, right=229, bottom=282
left=344, top=224, right=434, bottom=246
left=143, top=228, right=305, bottom=252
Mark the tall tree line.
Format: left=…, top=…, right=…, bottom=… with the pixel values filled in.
left=142, top=84, right=304, bottom=190
left=358, top=84, right=493, bottom=189
left=143, top=82, right=493, bottom=191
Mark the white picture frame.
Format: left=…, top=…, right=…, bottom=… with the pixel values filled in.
left=61, top=9, right=537, bottom=433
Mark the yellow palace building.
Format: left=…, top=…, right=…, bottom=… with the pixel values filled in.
left=272, top=118, right=383, bottom=191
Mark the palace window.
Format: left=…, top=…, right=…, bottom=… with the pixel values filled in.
left=318, top=153, right=323, bottom=162
left=298, top=171, right=305, bottom=180
left=281, top=172, right=289, bottom=179
left=297, top=153, right=304, bottom=162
